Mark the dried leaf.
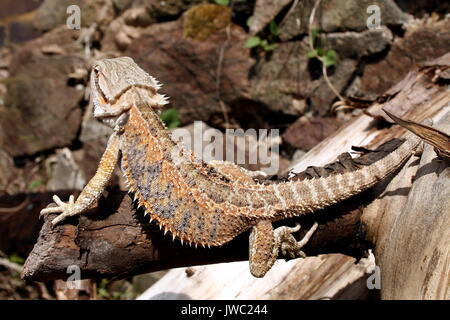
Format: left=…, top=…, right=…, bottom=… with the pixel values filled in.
left=384, top=109, right=450, bottom=158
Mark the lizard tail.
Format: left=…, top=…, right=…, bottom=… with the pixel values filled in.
left=268, top=133, right=421, bottom=217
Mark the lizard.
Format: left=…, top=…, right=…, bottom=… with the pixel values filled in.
left=40, top=56, right=421, bottom=278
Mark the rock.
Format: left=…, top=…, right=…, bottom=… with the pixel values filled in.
left=33, top=0, right=115, bottom=31
left=279, top=0, right=410, bottom=41
left=0, top=26, right=4, bottom=46
left=249, top=0, right=292, bottom=35
left=121, top=16, right=254, bottom=124
left=321, top=26, right=393, bottom=58
left=9, top=21, right=42, bottom=43
left=45, top=148, right=86, bottom=191
left=251, top=39, right=357, bottom=116
left=78, top=112, right=114, bottom=179
left=0, top=149, right=14, bottom=189
left=183, top=4, right=231, bottom=41
left=347, top=19, right=450, bottom=99
left=0, top=0, right=43, bottom=20
left=173, top=121, right=285, bottom=175
left=112, top=0, right=134, bottom=12
left=394, top=0, right=450, bottom=18
left=0, top=27, right=85, bottom=157
left=146, top=0, right=206, bottom=20
left=282, top=116, right=343, bottom=151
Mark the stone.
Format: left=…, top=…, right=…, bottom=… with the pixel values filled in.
left=45, top=148, right=86, bottom=191
left=183, top=4, right=231, bottom=41
left=0, top=149, right=14, bottom=189
left=33, top=0, right=115, bottom=31
left=0, top=0, right=43, bottom=20
left=251, top=39, right=357, bottom=116
left=0, top=26, right=5, bottom=46
left=249, top=0, right=292, bottom=35
left=121, top=17, right=254, bottom=124
left=147, top=0, right=206, bottom=19
left=279, top=0, right=410, bottom=41
left=9, top=21, right=42, bottom=43
left=347, top=19, right=450, bottom=100
left=282, top=116, right=343, bottom=151
left=0, top=27, right=85, bottom=157
left=321, top=26, right=393, bottom=58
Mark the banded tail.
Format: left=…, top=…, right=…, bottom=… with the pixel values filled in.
left=266, top=132, right=421, bottom=218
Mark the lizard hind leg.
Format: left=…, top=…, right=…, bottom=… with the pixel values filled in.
left=275, top=222, right=319, bottom=259
left=249, top=220, right=278, bottom=278
left=248, top=220, right=319, bottom=278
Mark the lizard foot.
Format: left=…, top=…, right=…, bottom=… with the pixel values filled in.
left=40, top=195, right=77, bottom=226
left=274, top=222, right=319, bottom=259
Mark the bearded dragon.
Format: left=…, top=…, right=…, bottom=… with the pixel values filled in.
left=41, top=57, right=420, bottom=278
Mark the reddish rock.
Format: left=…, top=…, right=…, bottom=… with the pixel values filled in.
left=9, top=21, right=42, bottom=43
left=0, top=26, right=4, bottom=46
left=283, top=116, right=344, bottom=151
left=0, top=27, right=85, bottom=157
left=122, top=18, right=254, bottom=124
left=349, top=19, right=450, bottom=99
left=251, top=39, right=357, bottom=116
left=0, top=0, right=44, bottom=20
left=280, top=0, right=409, bottom=41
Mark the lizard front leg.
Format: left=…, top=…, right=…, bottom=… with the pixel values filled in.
left=40, top=133, right=120, bottom=226
left=249, top=220, right=319, bottom=277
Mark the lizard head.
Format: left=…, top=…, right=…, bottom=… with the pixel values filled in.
left=90, top=56, right=168, bottom=128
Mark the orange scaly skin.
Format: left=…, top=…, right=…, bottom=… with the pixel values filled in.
left=41, top=57, right=421, bottom=277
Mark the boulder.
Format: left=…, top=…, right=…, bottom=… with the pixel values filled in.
left=0, top=27, right=85, bottom=157
left=122, top=9, right=254, bottom=124
left=347, top=19, right=450, bottom=99
left=279, top=0, right=409, bottom=41
left=250, top=39, right=357, bottom=116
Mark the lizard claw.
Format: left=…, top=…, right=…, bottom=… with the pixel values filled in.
left=40, top=194, right=77, bottom=226
left=275, top=222, right=318, bottom=259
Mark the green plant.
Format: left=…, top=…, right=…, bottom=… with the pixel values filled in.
left=28, top=179, right=43, bottom=190
left=214, top=0, right=229, bottom=6
left=97, top=278, right=110, bottom=299
left=244, top=20, right=279, bottom=51
left=307, top=48, right=337, bottom=67
left=307, top=28, right=338, bottom=67
left=160, top=108, right=181, bottom=129
left=8, top=253, right=25, bottom=265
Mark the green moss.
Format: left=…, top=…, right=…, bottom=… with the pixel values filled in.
left=183, top=4, right=231, bottom=41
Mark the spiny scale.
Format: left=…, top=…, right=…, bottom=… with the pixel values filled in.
left=119, top=97, right=420, bottom=248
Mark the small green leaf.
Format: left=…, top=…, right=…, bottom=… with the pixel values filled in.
left=262, top=42, right=277, bottom=51
left=323, top=49, right=338, bottom=67
left=214, top=0, right=229, bottom=6
left=246, top=16, right=252, bottom=28
left=269, top=20, right=279, bottom=36
left=307, top=50, right=318, bottom=58
left=9, top=253, right=25, bottom=265
left=28, top=180, right=43, bottom=190
left=160, top=108, right=181, bottom=129
left=245, top=36, right=261, bottom=48
left=311, top=28, right=320, bottom=43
